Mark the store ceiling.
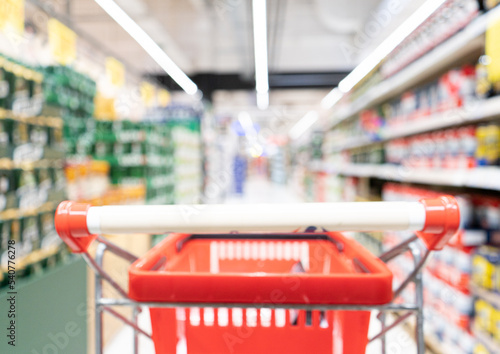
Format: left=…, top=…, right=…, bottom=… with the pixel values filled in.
left=69, top=0, right=386, bottom=85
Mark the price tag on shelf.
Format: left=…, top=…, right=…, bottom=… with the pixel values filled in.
left=106, top=57, right=125, bottom=87
left=140, top=82, right=155, bottom=107
left=0, top=0, right=24, bottom=36
left=47, top=18, right=77, bottom=66
left=94, top=93, right=117, bottom=120
left=486, top=15, right=500, bottom=83
left=158, top=88, right=170, bottom=107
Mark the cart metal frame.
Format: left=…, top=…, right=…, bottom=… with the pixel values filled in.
left=85, top=232, right=429, bottom=354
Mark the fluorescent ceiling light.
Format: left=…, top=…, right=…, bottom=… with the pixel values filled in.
left=256, top=91, right=269, bottom=110
left=321, top=87, right=343, bottom=110
left=252, top=0, right=269, bottom=110
left=94, top=0, right=198, bottom=95
left=321, top=0, right=446, bottom=108
left=289, top=111, right=318, bottom=140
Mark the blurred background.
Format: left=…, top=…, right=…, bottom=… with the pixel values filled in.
left=1, top=0, right=500, bottom=353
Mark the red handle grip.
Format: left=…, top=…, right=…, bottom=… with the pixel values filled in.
left=55, top=201, right=96, bottom=253
left=417, top=195, right=460, bottom=250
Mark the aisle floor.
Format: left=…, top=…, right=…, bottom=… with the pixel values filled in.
left=104, top=177, right=417, bottom=354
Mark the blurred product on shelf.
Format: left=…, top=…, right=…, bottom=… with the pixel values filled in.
left=0, top=115, right=65, bottom=162
left=233, top=154, right=247, bottom=194
left=270, top=147, right=287, bottom=185
left=202, top=113, right=233, bottom=204
left=329, top=63, right=480, bottom=147
left=65, top=159, right=110, bottom=202
left=42, top=65, right=97, bottom=157
left=384, top=126, right=475, bottom=168
left=42, top=65, right=96, bottom=116
left=65, top=158, right=146, bottom=205
left=0, top=56, right=44, bottom=116
left=342, top=122, right=500, bottom=169
left=0, top=201, right=66, bottom=286
left=170, top=120, right=202, bottom=204
left=91, top=119, right=176, bottom=204
left=383, top=65, right=476, bottom=127
left=472, top=245, right=500, bottom=353
left=476, top=55, right=500, bottom=99
left=350, top=143, right=385, bottom=165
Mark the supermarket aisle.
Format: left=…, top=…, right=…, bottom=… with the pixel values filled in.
left=223, top=176, right=303, bottom=204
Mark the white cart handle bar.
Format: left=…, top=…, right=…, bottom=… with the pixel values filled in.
left=54, top=196, right=460, bottom=253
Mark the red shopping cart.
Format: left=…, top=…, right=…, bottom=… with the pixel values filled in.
left=55, top=196, right=460, bottom=354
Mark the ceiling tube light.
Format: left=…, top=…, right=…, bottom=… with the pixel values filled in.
left=338, top=0, right=446, bottom=93
left=252, top=0, right=269, bottom=110
left=320, top=87, right=343, bottom=110
left=94, top=0, right=198, bottom=95
left=256, top=91, right=269, bottom=110
left=289, top=111, right=319, bottom=140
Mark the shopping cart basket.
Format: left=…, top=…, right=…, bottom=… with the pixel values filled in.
left=54, top=196, right=460, bottom=354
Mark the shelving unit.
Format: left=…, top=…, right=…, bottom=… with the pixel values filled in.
left=329, top=5, right=500, bottom=130
left=472, top=325, right=500, bottom=354
left=331, top=96, right=500, bottom=152
left=320, top=4, right=500, bottom=195
left=323, top=163, right=500, bottom=191
left=316, top=3, right=500, bottom=354
left=470, top=284, right=500, bottom=309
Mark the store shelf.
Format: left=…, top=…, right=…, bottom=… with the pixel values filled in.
left=472, top=325, right=500, bottom=354
left=329, top=6, right=500, bottom=130
left=0, top=158, right=65, bottom=170
left=333, top=164, right=466, bottom=186
left=326, top=163, right=500, bottom=191
left=331, top=96, right=500, bottom=152
left=470, top=284, right=500, bottom=309
left=0, top=244, right=61, bottom=273
left=0, top=201, right=57, bottom=219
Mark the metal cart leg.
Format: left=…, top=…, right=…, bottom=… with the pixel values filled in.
left=81, top=237, right=150, bottom=354
left=84, top=243, right=107, bottom=354
left=409, top=243, right=425, bottom=354
left=95, top=279, right=104, bottom=354
left=379, top=312, right=387, bottom=354
left=415, top=271, right=425, bottom=354
left=133, top=306, right=140, bottom=354
left=371, top=235, right=433, bottom=354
